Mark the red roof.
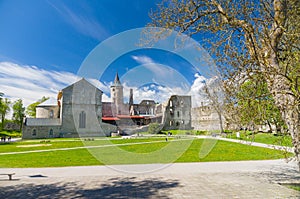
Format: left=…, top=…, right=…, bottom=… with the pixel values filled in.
left=102, top=117, right=120, bottom=121
left=117, top=115, right=145, bottom=119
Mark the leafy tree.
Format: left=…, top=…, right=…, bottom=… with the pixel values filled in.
left=12, top=99, right=25, bottom=132
left=148, top=0, right=300, bottom=169
left=0, top=98, right=11, bottom=130
left=26, top=96, right=49, bottom=118
left=236, top=76, right=285, bottom=132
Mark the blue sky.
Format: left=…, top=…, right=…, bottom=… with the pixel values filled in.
left=0, top=0, right=216, bottom=110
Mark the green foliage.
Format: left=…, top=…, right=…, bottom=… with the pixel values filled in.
left=26, top=96, right=49, bottom=118
left=236, top=76, right=285, bottom=132
left=147, top=0, right=300, bottom=169
left=12, top=99, right=25, bottom=131
left=195, top=130, right=207, bottom=135
left=285, top=184, right=300, bottom=192
left=0, top=130, right=22, bottom=138
left=148, top=123, right=161, bottom=134
left=223, top=130, right=233, bottom=134
left=0, top=97, right=11, bottom=130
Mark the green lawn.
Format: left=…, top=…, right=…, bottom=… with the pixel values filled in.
left=226, top=132, right=292, bottom=147
left=176, top=139, right=288, bottom=162
left=0, top=137, right=291, bottom=168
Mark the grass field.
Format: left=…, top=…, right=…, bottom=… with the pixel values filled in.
left=0, top=137, right=291, bottom=168
left=226, top=132, right=292, bottom=147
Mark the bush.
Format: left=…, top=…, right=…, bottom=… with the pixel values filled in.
left=148, top=123, right=161, bottom=134
left=223, top=130, right=233, bottom=134
left=0, top=130, right=22, bottom=138
left=195, top=130, right=207, bottom=135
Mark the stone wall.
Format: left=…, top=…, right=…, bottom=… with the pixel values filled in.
left=191, top=106, right=224, bottom=131
left=163, top=95, right=192, bottom=130
left=61, top=79, right=103, bottom=135
left=22, top=125, right=61, bottom=139
left=36, top=106, right=59, bottom=118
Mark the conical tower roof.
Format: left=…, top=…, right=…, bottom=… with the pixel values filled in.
left=112, top=72, right=122, bottom=86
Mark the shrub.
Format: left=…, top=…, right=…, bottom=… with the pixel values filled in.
left=195, top=130, right=207, bottom=135
left=148, top=123, right=161, bottom=134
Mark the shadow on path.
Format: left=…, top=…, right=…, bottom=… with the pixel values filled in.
left=0, top=177, right=181, bottom=199
left=263, top=165, right=300, bottom=183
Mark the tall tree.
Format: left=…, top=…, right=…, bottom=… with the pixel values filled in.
left=26, top=96, right=49, bottom=118
left=0, top=98, right=11, bottom=130
left=12, top=99, right=25, bottom=132
left=148, top=0, right=300, bottom=169
left=235, top=76, right=285, bottom=132
left=203, top=77, right=225, bottom=133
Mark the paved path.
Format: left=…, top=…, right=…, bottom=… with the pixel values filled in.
left=0, top=160, right=299, bottom=198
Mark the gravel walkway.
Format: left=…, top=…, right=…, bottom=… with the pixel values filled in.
left=0, top=160, right=299, bottom=198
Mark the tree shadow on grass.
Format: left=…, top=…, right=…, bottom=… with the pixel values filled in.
left=0, top=177, right=181, bottom=199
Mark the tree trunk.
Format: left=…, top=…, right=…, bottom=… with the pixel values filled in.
left=267, top=120, right=273, bottom=133
left=217, top=111, right=224, bottom=133
left=1, top=114, right=4, bottom=130
left=269, top=74, right=300, bottom=171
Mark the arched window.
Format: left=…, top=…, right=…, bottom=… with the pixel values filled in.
left=50, top=110, right=54, bottom=118
left=49, top=129, right=53, bottom=137
left=32, top=129, right=37, bottom=136
left=79, top=111, right=86, bottom=128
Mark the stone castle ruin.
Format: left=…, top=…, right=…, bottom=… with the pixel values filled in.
left=22, top=73, right=192, bottom=139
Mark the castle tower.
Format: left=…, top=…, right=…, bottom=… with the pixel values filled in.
left=129, top=88, right=134, bottom=115
left=110, top=72, right=124, bottom=115
left=129, top=88, right=133, bottom=106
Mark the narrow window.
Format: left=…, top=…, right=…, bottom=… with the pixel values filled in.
left=49, top=129, right=53, bottom=137
left=79, top=111, right=86, bottom=128
left=32, top=129, right=37, bottom=136
left=177, top=111, right=180, bottom=117
left=50, top=110, right=54, bottom=118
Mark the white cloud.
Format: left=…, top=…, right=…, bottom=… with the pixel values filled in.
left=0, top=62, right=107, bottom=115
left=131, top=55, right=154, bottom=65
left=48, top=1, right=109, bottom=41
left=121, top=83, right=187, bottom=105
left=0, top=62, right=78, bottom=106
left=188, top=73, right=219, bottom=107
left=131, top=55, right=172, bottom=79
left=0, top=61, right=215, bottom=120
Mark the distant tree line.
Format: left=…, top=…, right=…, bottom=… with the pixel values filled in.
left=0, top=92, right=48, bottom=132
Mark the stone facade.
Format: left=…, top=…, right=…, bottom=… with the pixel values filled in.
left=163, top=95, right=192, bottom=130
left=191, top=105, right=224, bottom=131
left=23, top=78, right=112, bottom=139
